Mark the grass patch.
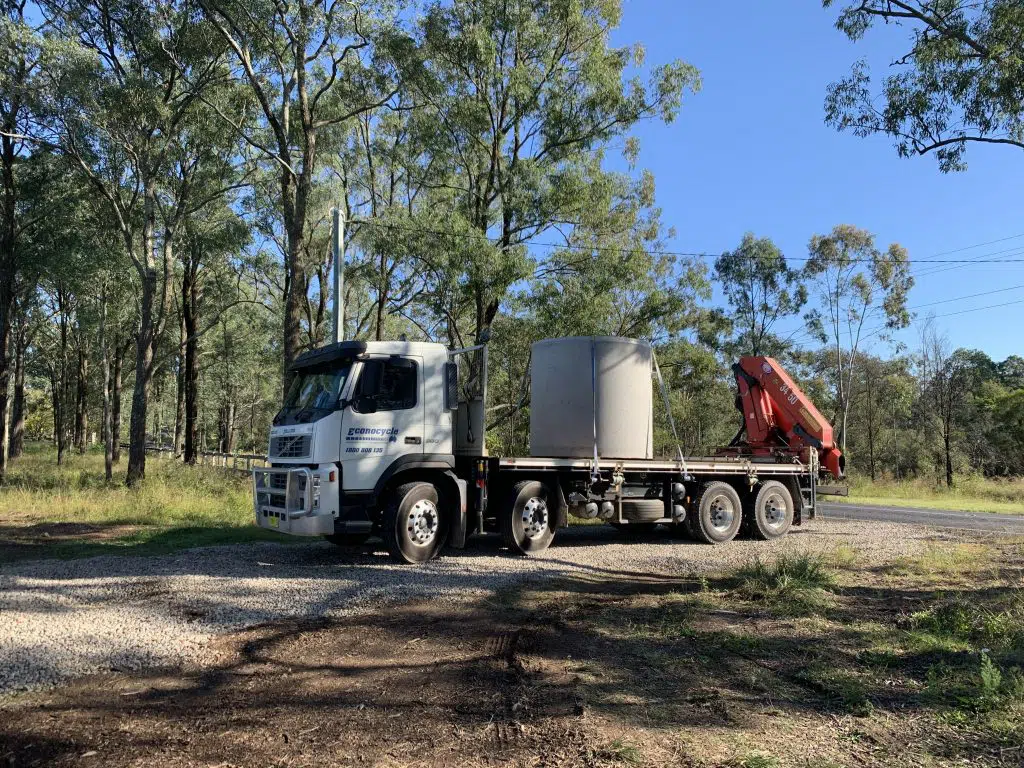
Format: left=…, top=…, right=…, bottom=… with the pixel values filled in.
left=497, top=537, right=1024, bottom=766
left=732, top=554, right=836, bottom=615
left=795, top=663, right=874, bottom=716
left=831, top=544, right=860, bottom=569
left=0, top=443, right=288, bottom=560
left=2, top=443, right=254, bottom=527
left=599, top=738, right=644, bottom=765
left=890, top=544, right=991, bottom=577
left=729, top=751, right=781, bottom=768
left=839, top=474, right=1024, bottom=515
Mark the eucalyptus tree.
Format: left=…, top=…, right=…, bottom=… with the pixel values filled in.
left=803, top=224, right=914, bottom=453
left=197, top=0, right=409, bottom=385
left=0, top=2, right=54, bottom=476
left=714, top=233, right=806, bottom=358
left=414, top=0, right=699, bottom=351
left=340, top=100, right=435, bottom=341
left=178, top=208, right=253, bottom=464
left=43, top=0, right=232, bottom=483
left=824, top=0, right=1024, bottom=171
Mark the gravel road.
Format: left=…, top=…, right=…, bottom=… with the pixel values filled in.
left=0, top=519, right=960, bottom=694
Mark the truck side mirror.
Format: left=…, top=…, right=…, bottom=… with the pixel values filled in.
left=358, top=360, right=382, bottom=397
left=354, top=395, right=378, bottom=414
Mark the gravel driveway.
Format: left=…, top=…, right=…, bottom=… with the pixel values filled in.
left=0, top=519, right=949, bottom=694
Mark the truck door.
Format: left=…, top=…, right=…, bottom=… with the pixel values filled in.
left=341, top=355, right=425, bottom=491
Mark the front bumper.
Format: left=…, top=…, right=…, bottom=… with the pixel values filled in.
left=253, top=466, right=335, bottom=536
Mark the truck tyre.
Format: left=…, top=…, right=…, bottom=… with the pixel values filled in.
left=749, top=481, right=794, bottom=540
left=691, top=481, right=743, bottom=544
left=620, top=498, right=667, bottom=522
left=382, top=482, right=445, bottom=564
left=324, top=533, right=371, bottom=547
left=502, top=480, right=556, bottom=555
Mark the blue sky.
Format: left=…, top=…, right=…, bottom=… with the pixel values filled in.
left=610, top=1, right=1023, bottom=363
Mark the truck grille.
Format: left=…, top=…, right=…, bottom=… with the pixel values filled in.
left=254, top=469, right=307, bottom=513
left=270, top=434, right=311, bottom=459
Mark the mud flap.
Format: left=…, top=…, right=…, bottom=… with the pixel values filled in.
left=447, top=473, right=468, bottom=549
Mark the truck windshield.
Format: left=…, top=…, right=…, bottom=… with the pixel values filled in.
left=275, top=362, right=353, bottom=425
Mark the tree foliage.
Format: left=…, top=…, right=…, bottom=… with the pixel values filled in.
left=825, top=0, right=1024, bottom=171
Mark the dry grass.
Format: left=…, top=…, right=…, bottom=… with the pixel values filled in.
left=0, top=443, right=283, bottom=559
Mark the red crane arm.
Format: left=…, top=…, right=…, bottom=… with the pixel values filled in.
left=732, top=356, right=844, bottom=478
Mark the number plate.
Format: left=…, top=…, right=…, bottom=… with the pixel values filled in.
left=268, top=514, right=279, bottom=528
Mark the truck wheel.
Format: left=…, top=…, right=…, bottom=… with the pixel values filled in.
left=324, top=533, right=371, bottom=547
left=382, top=482, right=445, bottom=564
left=692, top=481, right=743, bottom=544
left=749, top=481, right=794, bottom=540
left=502, top=480, right=556, bottom=555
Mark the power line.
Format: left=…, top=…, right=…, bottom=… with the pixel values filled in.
left=913, top=244, right=1024, bottom=279
left=904, top=282, right=1024, bottom=310
left=925, top=231, right=1024, bottom=257
left=358, top=219, right=1024, bottom=265
left=790, top=294, right=1024, bottom=346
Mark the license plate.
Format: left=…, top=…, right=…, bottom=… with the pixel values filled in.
left=268, top=515, right=279, bottom=528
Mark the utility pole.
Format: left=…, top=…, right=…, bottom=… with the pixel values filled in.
left=332, top=207, right=344, bottom=343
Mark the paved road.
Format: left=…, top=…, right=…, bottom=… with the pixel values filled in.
left=819, top=502, right=1024, bottom=534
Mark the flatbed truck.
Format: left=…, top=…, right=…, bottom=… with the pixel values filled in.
left=253, top=339, right=844, bottom=563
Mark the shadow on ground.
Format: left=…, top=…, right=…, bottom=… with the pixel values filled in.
left=3, top=542, right=1022, bottom=767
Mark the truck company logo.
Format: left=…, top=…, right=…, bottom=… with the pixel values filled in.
left=346, top=427, right=399, bottom=443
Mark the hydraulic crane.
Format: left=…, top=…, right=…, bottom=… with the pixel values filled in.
left=725, top=356, right=845, bottom=479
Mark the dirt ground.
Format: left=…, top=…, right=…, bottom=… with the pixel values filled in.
left=0, top=521, right=144, bottom=562
left=3, top=534, right=1023, bottom=768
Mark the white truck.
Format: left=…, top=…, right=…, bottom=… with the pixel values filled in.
left=253, top=337, right=844, bottom=563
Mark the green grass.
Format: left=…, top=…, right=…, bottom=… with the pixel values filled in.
left=599, top=739, right=644, bottom=765
left=730, top=752, right=781, bottom=768
left=505, top=540, right=1024, bottom=765
left=732, top=554, right=837, bottom=615
left=0, top=443, right=291, bottom=560
left=836, top=475, right=1024, bottom=515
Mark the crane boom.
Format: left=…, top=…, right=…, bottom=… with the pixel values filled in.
left=728, top=356, right=844, bottom=479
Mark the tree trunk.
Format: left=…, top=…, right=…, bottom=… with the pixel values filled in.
left=174, top=309, right=185, bottom=456
left=182, top=250, right=200, bottom=465
left=75, top=339, right=89, bottom=454
left=126, top=182, right=173, bottom=486
left=56, top=290, right=71, bottom=466
left=0, top=131, right=17, bottom=481
left=866, top=375, right=876, bottom=481
left=9, top=321, right=26, bottom=459
left=50, top=368, right=59, bottom=449
left=944, top=415, right=954, bottom=488
left=99, top=287, right=113, bottom=481
left=112, top=341, right=124, bottom=463
left=222, top=400, right=236, bottom=454
left=126, top=266, right=158, bottom=485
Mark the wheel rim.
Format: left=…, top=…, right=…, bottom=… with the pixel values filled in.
left=521, top=496, right=549, bottom=540
left=407, top=499, right=439, bottom=546
left=708, top=493, right=737, bottom=533
left=762, top=490, right=789, bottom=529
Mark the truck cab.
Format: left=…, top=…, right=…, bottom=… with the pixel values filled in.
left=253, top=340, right=466, bottom=554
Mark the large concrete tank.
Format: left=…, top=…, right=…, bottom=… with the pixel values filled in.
left=529, top=336, right=653, bottom=459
